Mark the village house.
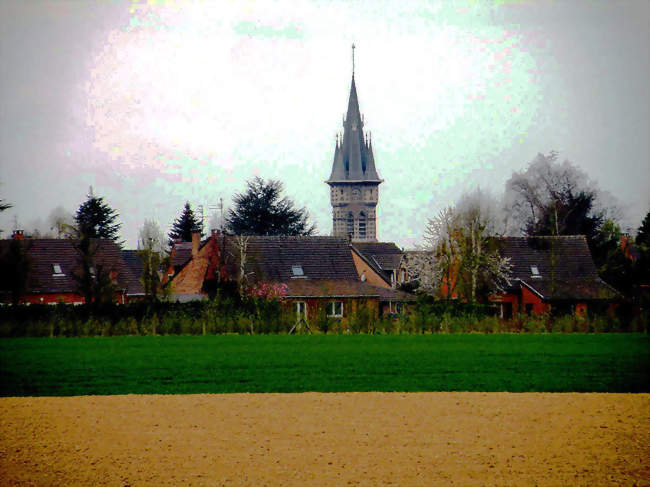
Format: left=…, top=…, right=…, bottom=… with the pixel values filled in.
left=350, top=242, right=406, bottom=288
left=491, top=236, right=620, bottom=318
left=0, top=231, right=144, bottom=304
left=168, top=232, right=414, bottom=320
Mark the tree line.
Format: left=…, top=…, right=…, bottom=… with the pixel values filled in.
left=403, top=152, right=650, bottom=304
left=0, top=177, right=314, bottom=304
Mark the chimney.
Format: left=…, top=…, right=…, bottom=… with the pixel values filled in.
left=191, top=230, right=200, bottom=258
left=12, top=230, right=24, bottom=241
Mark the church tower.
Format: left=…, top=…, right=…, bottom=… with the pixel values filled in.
left=326, top=45, right=383, bottom=242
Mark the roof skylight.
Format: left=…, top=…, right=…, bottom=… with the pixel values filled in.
left=52, top=264, right=64, bottom=276
left=531, top=266, right=541, bottom=278
left=291, top=265, right=304, bottom=277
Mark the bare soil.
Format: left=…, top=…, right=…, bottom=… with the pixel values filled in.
left=1, top=393, right=648, bottom=486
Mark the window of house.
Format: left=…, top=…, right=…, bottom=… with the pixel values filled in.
left=530, top=266, right=541, bottom=278
left=326, top=301, right=343, bottom=317
left=291, top=265, right=304, bottom=277
left=346, top=212, right=354, bottom=236
left=525, top=303, right=533, bottom=315
left=358, top=212, right=366, bottom=239
left=296, top=301, right=307, bottom=320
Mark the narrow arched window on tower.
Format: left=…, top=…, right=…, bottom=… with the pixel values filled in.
left=346, top=212, right=354, bottom=237
left=358, top=212, right=367, bottom=239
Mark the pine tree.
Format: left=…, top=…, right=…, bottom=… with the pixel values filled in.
left=226, top=177, right=315, bottom=236
left=74, top=191, right=122, bottom=241
left=636, top=210, right=650, bottom=247
left=168, top=202, right=203, bottom=245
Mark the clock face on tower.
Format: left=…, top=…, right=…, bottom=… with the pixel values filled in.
left=351, top=188, right=361, bottom=200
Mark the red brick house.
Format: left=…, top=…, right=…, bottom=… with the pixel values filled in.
left=350, top=242, right=405, bottom=288
left=169, top=233, right=413, bottom=319
left=490, top=236, right=619, bottom=318
left=0, top=233, right=144, bottom=304
left=349, top=242, right=416, bottom=314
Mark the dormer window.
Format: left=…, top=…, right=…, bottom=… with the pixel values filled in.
left=52, top=264, right=65, bottom=276
left=291, top=265, right=305, bottom=277
left=531, top=266, right=541, bottom=278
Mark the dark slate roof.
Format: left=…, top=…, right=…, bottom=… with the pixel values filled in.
left=373, top=286, right=417, bottom=303
left=326, top=75, right=382, bottom=184
left=280, top=279, right=381, bottom=298
left=497, top=236, right=619, bottom=301
left=121, top=250, right=144, bottom=282
left=352, top=242, right=403, bottom=280
left=171, top=242, right=193, bottom=271
left=0, top=238, right=144, bottom=296
left=244, top=236, right=360, bottom=282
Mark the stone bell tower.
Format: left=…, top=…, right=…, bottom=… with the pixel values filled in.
left=325, top=45, right=383, bottom=242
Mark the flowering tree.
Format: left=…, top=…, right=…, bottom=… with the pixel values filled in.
left=400, top=250, right=440, bottom=294
left=245, top=282, right=289, bottom=301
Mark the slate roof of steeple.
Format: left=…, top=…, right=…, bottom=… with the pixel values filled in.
left=327, top=75, right=382, bottom=184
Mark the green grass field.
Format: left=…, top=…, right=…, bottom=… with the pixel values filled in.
left=1, top=334, right=649, bottom=396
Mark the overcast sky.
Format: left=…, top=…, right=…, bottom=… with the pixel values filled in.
left=1, top=0, right=648, bottom=248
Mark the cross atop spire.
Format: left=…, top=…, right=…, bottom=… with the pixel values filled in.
left=352, top=43, right=356, bottom=77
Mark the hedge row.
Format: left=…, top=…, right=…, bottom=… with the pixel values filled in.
left=0, top=299, right=647, bottom=337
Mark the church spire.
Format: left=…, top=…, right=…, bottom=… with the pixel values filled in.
left=326, top=46, right=383, bottom=242
left=326, top=45, right=382, bottom=184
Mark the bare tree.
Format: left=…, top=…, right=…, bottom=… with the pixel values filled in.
left=424, top=190, right=512, bottom=302
left=137, top=219, right=169, bottom=301
left=232, top=235, right=252, bottom=295
left=505, top=151, right=610, bottom=238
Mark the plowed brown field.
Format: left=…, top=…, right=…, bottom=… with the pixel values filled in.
left=1, top=393, right=649, bottom=486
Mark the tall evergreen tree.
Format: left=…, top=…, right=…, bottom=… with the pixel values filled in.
left=636, top=210, right=650, bottom=247
left=168, top=202, right=203, bottom=244
left=634, top=210, right=650, bottom=296
left=0, top=196, right=11, bottom=236
left=226, top=177, right=315, bottom=236
left=74, top=191, right=122, bottom=241
left=0, top=239, right=31, bottom=305
left=73, top=234, right=115, bottom=306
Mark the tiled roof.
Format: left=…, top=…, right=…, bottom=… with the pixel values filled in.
left=121, top=250, right=144, bottom=282
left=244, top=236, right=360, bottom=282
left=0, top=238, right=144, bottom=296
left=372, top=253, right=403, bottom=271
left=279, top=279, right=381, bottom=298
left=171, top=242, right=193, bottom=270
left=372, top=286, right=417, bottom=302
left=520, top=278, right=619, bottom=301
left=497, top=236, right=619, bottom=301
left=352, top=242, right=402, bottom=269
